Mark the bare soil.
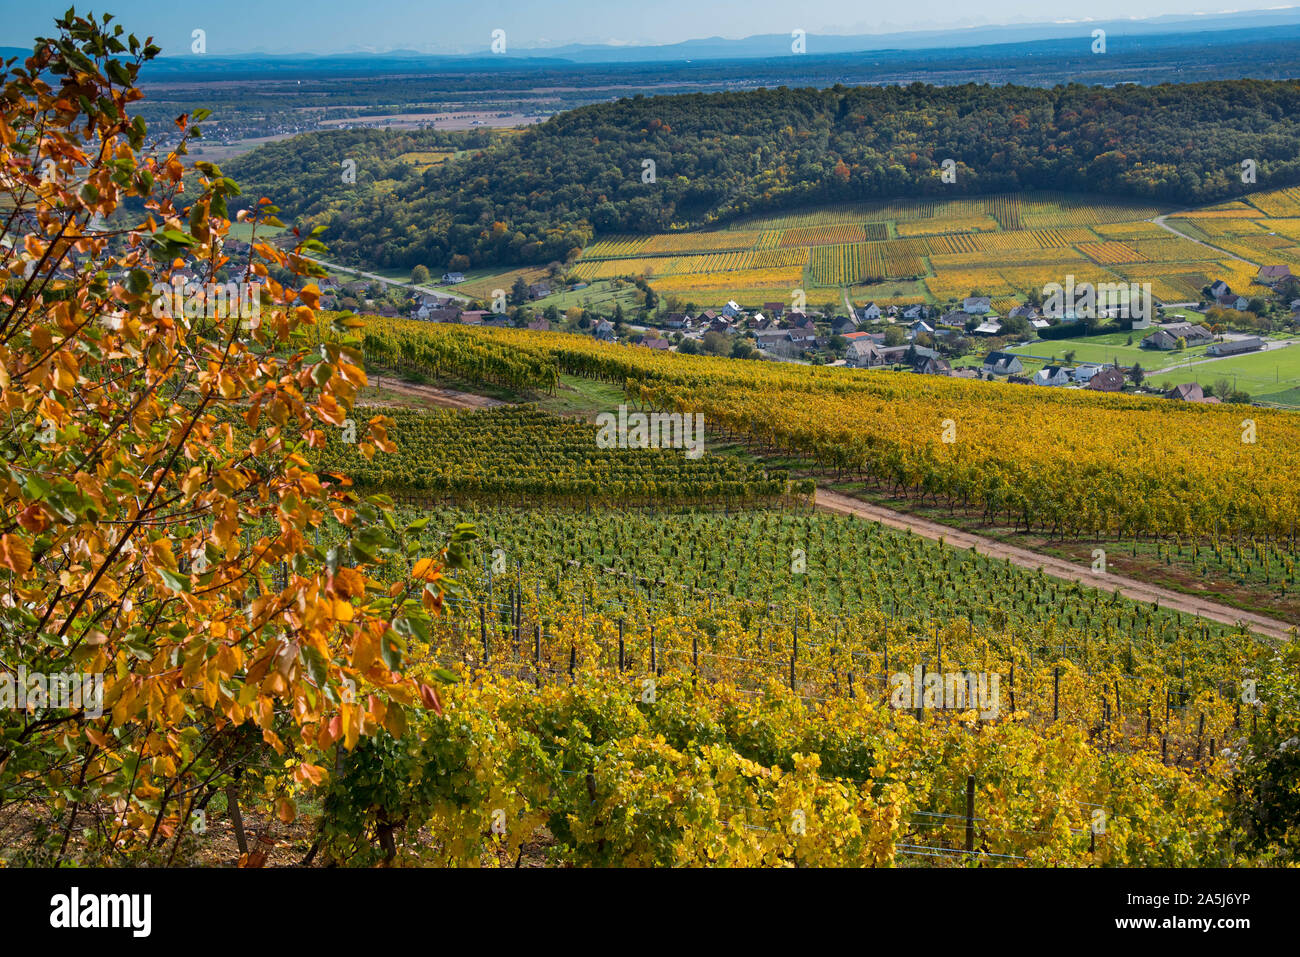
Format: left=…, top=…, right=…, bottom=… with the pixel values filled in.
left=358, top=377, right=508, bottom=412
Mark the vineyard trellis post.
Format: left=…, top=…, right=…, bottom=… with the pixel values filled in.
left=965, top=775, right=976, bottom=855
left=790, top=622, right=798, bottom=692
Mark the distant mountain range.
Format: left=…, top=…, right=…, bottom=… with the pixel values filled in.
left=4, top=7, right=1300, bottom=71
left=522, top=8, right=1300, bottom=62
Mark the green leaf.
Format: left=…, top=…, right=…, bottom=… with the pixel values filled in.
left=380, top=629, right=405, bottom=670
left=158, top=567, right=191, bottom=594
left=158, top=228, right=195, bottom=246
left=301, top=642, right=328, bottom=689
left=126, top=268, right=152, bottom=296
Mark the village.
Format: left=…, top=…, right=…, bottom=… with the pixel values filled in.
left=306, top=255, right=1300, bottom=406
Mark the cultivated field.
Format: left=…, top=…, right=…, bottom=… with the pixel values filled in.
left=566, top=189, right=1300, bottom=309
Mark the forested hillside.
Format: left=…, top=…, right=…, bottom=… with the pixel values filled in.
left=228, top=79, right=1300, bottom=271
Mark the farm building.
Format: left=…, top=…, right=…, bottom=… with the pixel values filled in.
left=1206, top=337, right=1265, bottom=357
left=1143, top=322, right=1212, bottom=350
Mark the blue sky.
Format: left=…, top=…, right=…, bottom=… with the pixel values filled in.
left=1, top=1, right=1294, bottom=54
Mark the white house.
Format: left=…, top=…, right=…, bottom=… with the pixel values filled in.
left=722, top=300, right=742, bottom=319
left=859, top=302, right=881, bottom=321
left=1072, top=363, right=1104, bottom=383
left=1032, top=365, right=1073, bottom=387
left=963, top=296, right=992, bottom=315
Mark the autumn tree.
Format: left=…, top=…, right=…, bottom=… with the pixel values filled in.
left=0, top=11, right=466, bottom=865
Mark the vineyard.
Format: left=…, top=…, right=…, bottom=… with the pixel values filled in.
left=16, top=8, right=1300, bottom=885
left=313, top=405, right=797, bottom=506
left=295, top=505, right=1290, bottom=866
left=564, top=187, right=1300, bottom=308
left=351, top=319, right=1300, bottom=544
left=405, top=507, right=1278, bottom=635
left=810, top=240, right=927, bottom=285
left=247, top=200, right=1300, bottom=868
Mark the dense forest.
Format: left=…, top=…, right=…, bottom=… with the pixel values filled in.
left=227, top=79, right=1300, bottom=271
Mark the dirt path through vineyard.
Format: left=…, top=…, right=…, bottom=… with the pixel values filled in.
left=358, top=377, right=507, bottom=411
left=815, top=488, right=1296, bottom=641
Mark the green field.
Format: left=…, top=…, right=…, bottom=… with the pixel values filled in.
left=532, top=278, right=647, bottom=313
left=1149, top=342, right=1300, bottom=404
left=1006, top=329, right=1215, bottom=372
left=225, top=221, right=286, bottom=242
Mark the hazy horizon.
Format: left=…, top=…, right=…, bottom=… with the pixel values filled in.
left=1, top=1, right=1297, bottom=56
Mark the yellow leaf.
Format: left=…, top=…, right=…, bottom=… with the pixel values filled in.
left=412, top=557, right=441, bottom=581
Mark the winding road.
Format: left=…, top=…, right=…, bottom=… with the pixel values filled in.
left=1151, top=214, right=1260, bottom=267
